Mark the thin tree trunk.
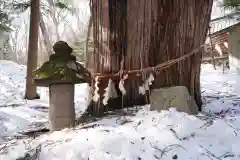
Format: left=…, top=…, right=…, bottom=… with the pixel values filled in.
left=25, top=0, right=40, bottom=100
left=84, top=13, right=92, bottom=67
left=39, top=14, right=53, bottom=56
left=52, top=8, right=61, bottom=41
left=46, top=0, right=60, bottom=41
left=38, top=34, right=46, bottom=64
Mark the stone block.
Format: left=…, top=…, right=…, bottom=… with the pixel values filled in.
left=150, top=86, right=198, bottom=115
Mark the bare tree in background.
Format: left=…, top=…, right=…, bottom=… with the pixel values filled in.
left=39, top=14, right=53, bottom=56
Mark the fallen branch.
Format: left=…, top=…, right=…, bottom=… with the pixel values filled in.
left=80, top=124, right=99, bottom=130
left=19, top=128, right=50, bottom=138
left=43, top=139, right=72, bottom=151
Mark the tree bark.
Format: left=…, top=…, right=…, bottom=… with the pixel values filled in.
left=87, top=0, right=213, bottom=116
left=148, top=0, right=213, bottom=109
left=52, top=8, right=61, bottom=41
left=39, top=14, right=53, bottom=57
left=25, top=0, right=40, bottom=100
left=84, top=12, right=92, bottom=68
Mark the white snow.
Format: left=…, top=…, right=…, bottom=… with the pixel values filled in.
left=0, top=61, right=240, bottom=160
left=0, top=60, right=91, bottom=142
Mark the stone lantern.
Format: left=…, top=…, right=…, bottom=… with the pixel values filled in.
left=33, top=41, right=91, bottom=131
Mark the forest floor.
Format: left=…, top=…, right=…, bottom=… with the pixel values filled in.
left=0, top=60, right=239, bottom=160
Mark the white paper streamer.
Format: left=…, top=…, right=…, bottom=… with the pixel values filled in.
left=139, top=85, right=146, bottom=95
left=123, top=74, right=128, bottom=80
left=144, top=81, right=150, bottom=91
left=139, top=73, right=155, bottom=94
left=92, top=76, right=100, bottom=102
left=109, top=81, right=118, bottom=98
left=119, top=80, right=126, bottom=95
left=148, top=73, right=155, bottom=85
left=103, top=79, right=118, bottom=105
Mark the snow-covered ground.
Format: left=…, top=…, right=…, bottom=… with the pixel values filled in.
left=0, top=61, right=240, bottom=160
left=0, top=61, right=91, bottom=142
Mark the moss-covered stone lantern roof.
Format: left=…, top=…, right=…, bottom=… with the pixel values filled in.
left=33, top=41, right=91, bottom=87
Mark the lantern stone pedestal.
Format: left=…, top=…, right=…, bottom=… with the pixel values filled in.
left=49, top=84, right=75, bottom=130
left=35, top=80, right=78, bottom=131
left=33, top=41, right=91, bottom=131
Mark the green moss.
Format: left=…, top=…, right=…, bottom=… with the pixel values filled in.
left=33, top=57, right=90, bottom=86
left=33, top=41, right=91, bottom=86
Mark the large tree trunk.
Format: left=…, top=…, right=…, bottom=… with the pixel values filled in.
left=87, top=0, right=132, bottom=116
left=25, top=0, right=40, bottom=100
left=87, top=0, right=213, bottom=116
left=147, top=0, right=213, bottom=109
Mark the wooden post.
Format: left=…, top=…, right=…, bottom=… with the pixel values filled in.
left=49, top=84, right=75, bottom=131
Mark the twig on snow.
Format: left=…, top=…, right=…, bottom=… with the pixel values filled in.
left=149, top=141, right=166, bottom=159
left=0, top=144, right=7, bottom=153
left=23, top=137, right=36, bottom=150
left=199, top=145, right=235, bottom=160
left=219, top=152, right=235, bottom=159
left=201, top=153, right=214, bottom=160
left=19, top=128, right=50, bottom=138
left=169, top=128, right=196, bottom=141
left=134, top=120, right=143, bottom=131
left=225, top=121, right=240, bottom=132
left=80, top=124, right=99, bottom=130
left=200, top=119, right=214, bottom=129
left=116, top=116, right=132, bottom=125
left=161, top=144, right=186, bottom=157
left=149, top=141, right=186, bottom=159
left=0, top=140, right=18, bottom=154
left=44, top=139, right=72, bottom=151
left=169, top=128, right=181, bottom=140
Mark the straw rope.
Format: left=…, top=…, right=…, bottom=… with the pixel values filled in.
left=92, top=44, right=205, bottom=79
